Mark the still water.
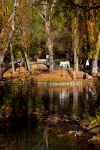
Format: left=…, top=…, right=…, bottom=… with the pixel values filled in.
left=0, top=83, right=100, bottom=150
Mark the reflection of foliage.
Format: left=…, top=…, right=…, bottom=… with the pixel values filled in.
left=85, top=108, right=100, bottom=129
left=85, top=108, right=100, bottom=144
left=0, top=105, right=4, bottom=114
left=90, top=115, right=100, bottom=128
left=90, top=108, right=100, bottom=128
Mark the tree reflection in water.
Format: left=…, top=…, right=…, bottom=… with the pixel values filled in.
left=0, top=83, right=99, bottom=150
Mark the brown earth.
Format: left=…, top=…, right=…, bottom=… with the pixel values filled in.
left=3, top=63, right=99, bottom=83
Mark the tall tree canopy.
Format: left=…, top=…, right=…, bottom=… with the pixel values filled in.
left=0, top=0, right=100, bottom=79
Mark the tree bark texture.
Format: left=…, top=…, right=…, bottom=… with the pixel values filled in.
left=43, top=1, right=54, bottom=72
left=45, top=20, right=54, bottom=71
left=92, top=32, right=100, bottom=75
left=2, top=0, right=18, bottom=59
left=24, top=52, right=31, bottom=72
left=10, top=42, right=15, bottom=74
left=0, top=0, right=18, bottom=80
left=85, top=2, right=99, bottom=75
left=72, top=15, right=80, bottom=72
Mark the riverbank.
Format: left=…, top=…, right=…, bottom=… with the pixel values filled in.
left=2, top=64, right=100, bottom=84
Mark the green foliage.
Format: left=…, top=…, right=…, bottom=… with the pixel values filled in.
left=0, top=0, right=99, bottom=66
left=90, top=115, right=100, bottom=128
left=16, top=51, right=22, bottom=59
left=7, top=0, right=14, bottom=15
left=28, top=38, right=47, bottom=59
left=85, top=114, right=95, bottom=123
left=85, top=108, right=100, bottom=128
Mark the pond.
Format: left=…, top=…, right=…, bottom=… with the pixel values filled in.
left=0, top=83, right=100, bottom=150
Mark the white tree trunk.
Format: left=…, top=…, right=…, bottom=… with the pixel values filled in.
left=10, top=42, right=15, bottom=74
left=45, top=20, right=54, bottom=71
left=43, top=1, right=54, bottom=72
left=72, top=0, right=81, bottom=73
left=2, top=0, right=18, bottom=59
left=72, top=15, right=80, bottom=73
left=92, top=32, right=100, bottom=75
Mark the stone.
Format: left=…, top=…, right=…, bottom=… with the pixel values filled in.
left=80, top=120, right=89, bottom=130
left=68, top=130, right=83, bottom=137
left=89, top=127, right=100, bottom=135
left=71, top=115, right=80, bottom=123
left=47, top=116, right=60, bottom=125
left=87, top=75, right=92, bottom=80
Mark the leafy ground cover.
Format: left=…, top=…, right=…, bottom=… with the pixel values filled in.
left=3, top=64, right=99, bottom=83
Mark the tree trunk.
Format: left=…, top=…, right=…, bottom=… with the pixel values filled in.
left=0, top=55, right=3, bottom=80
left=10, top=42, right=15, bottom=74
left=85, top=1, right=99, bottom=75
left=72, top=0, right=82, bottom=80
left=2, top=0, right=18, bottom=58
left=23, top=56, right=28, bottom=71
left=92, top=32, right=100, bottom=75
left=72, top=0, right=81, bottom=73
left=43, top=1, right=54, bottom=72
left=0, top=65, right=3, bottom=81
left=24, top=51, right=31, bottom=72
left=72, top=13, right=80, bottom=73
left=45, top=20, right=54, bottom=71
left=72, top=14, right=80, bottom=80
left=0, top=0, right=18, bottom=79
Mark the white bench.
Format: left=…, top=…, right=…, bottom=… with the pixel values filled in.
left=60, top=61, right=70, bottom=69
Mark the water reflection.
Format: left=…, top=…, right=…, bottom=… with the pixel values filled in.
left=0, top=83, right=100, bottom=150
left=0, top=84, right=100, bottom=122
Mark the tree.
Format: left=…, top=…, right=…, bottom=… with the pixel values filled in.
left=17, top=0, right=31, bottom=72
left=70, top=0, right=82, bottom=80
left=72, top=10, right=80, bottom=72
left=92, top=31, right=100, bottom=75
left=84, top=0, right=100, bottom=75
left=70, top=0, right=100, bottom=75
left=0, top=0, right=19, bottom=79
left=43, top=0, right=54, bottom=71
left=10, top=42, right=15, bottom=73
left=32, top=0, right=60, bottom=71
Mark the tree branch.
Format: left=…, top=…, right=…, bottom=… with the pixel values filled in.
left=32, top=4, right=46, bottom=22
left=1, top=0, right=19, bottom=61
left=69, top=0, right=100, bottom=10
